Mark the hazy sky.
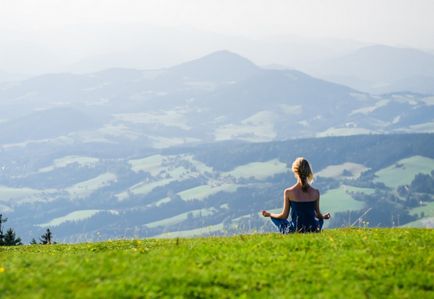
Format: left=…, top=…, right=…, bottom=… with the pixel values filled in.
left=1, top=0, right=433, bottom=46
left=1, top=0, right=434, bottom=74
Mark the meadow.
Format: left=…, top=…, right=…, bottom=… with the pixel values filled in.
left=0, top=228, right=432, bottom=298
left=374, top=156, right=434, bottom=189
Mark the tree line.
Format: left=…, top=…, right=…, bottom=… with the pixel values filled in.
left=0, top=214, right=54, bottom=246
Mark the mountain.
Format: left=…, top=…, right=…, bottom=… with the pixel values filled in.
left=306, top=45, right=434, bottom=94
left=0, top=107, right=100, bottom=144
left=168, top=50, right=261, bottom=82
left=1, top=50, right=433, bottom=147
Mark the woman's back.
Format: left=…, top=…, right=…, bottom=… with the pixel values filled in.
left=289, top=201, right=318, bottom=232
left=288, top=184, right=319, bottom=202
left=262, top=157, right=330, bottom=233
left=288, top=185, right=321, bottom=232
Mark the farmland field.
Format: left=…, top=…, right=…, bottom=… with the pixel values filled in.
left=374, top=155, right=434, bottom=189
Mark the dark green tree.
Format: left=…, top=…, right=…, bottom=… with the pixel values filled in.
left=0, top=214, right=8, bottom=246
left=40, top=228, right=53, bottom=245
left=410, top=173, right=434, bottom=193
left=3, top=228, right=22, bottom=246
left=30, top=238, right=38, bottom=245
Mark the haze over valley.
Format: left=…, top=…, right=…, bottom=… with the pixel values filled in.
left=1, top=0, right=434, bottom=243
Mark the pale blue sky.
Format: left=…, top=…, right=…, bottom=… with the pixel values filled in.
left=1, top=0, right=433, bottom=47
left=1, top=0, right=433, bottom=74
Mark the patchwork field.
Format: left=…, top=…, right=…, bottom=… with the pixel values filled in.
left=66, top=172, right=117, bottom=199
left=374, top=155, right=434, bottom=189
left=38, top=210, right=103, bottom=227
left=144, top=208, right=217, bottom=229
left=223, top=159, right=288, bottom=180
left=320, top=187, right=366, bottom=214
left=178, top=183, right=240, bottom=202
left=38, top=156, right=99, bottom=173
left=316, top=162, right=368, bottom=179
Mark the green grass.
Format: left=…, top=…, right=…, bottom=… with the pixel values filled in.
left=223, top=159, right=287, bottom=180
left=320, top=187, right=366, bottom=214
left=405, top=202, right=434, bottom=228
left=316, top=127, right=372, bottom=137
left=155, top=223, right=225, bottom=238
left=129, top=154, right=212, bottom=177
left=0, top=186, right=43, bottom=201
left=178, top=183, right=239, bottom=202
left=116, top=178, right=176, bottom=201
left=0, top=229, right=432, bottom=298
left=0, top=186, right=54, bottom=206
left=402, top=217, right=434, bottom=228
left=66, top=172, right=117, bottom=199
left=38, top=156, right=99, bottom=173
left=410, top=202, right=434, bottom=218
left=37, top=210, right=119, bottom=228
left=316, top=162, right=368, bottom=179
left=129, top=154, right=166, bottom=175
left=37, top=210, right=102, bottom=227
left=374, top=155, right=434, bottom=189
left=145, top=208, right=217, bottom=229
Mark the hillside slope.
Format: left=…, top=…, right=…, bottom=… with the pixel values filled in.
left=2, top=133, right=434, bottom=242
left=0, top=229, right=432, bottom=298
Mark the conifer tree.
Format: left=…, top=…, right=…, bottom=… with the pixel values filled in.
left=40, top=228, right=53, bottom=244
left=0, top=214, right=8, bottom=246
left=3, top=228, right=22, bottom=246
left=30, top=238, right=38, bottom=245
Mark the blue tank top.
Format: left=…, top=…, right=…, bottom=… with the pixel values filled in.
left=289, top=201, right=319, bottom=232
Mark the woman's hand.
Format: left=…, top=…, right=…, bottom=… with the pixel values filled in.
left=323, top=213, right=331, bottom=220
left=262, top=210, right=271, bottom=217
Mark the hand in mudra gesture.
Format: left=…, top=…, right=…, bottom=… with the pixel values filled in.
left=262, top=210, right=271, bottom=217
left=322, top=213, right=331, bottom=220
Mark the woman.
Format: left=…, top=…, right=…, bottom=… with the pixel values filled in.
left=262, top=157, right=330, bottom=233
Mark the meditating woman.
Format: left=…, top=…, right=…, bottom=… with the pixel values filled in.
left=262, top=157, right=330, bottom=233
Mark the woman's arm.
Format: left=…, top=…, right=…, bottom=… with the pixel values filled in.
left=315, top=192, right=330, bottom=220
left=262, top=189, right=290, bottom=219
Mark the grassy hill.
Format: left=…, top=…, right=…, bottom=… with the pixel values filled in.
left=374, top=156, right=434, bottom=189
left=0, top=229, right=432, bottom=298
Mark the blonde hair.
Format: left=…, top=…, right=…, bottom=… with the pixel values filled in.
left=292, top=157, right=314, bottom=192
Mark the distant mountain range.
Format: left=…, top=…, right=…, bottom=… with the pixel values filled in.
left=306, top=45, right=434, bottom=94
left=0, top=50, right=433, bottom=149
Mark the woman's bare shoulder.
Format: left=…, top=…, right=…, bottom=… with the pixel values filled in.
left=310, top=186, right=320, bottom=198
left=285, top=184, right=298, bottom=192
left=284, top=185, right=297, bottom=197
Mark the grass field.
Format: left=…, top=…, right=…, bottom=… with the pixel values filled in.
left=223, top=159, right=287, bottom=180
left=66, top=172, right=117, bottom=199
left=320, top=187, right=366, bottom=214
left=402, top=217, right=434, bottom=228
left=0, top=229, right=432, bottom=298
left=177, top=183, right=239, bottom=202
left=316, top=162, right=368, bottom=180
left=37, top=210, right=119, bottom=228
left=374, top=155, right=434, bottom=189
left=0, top=186, right=53, bottom=206
left=410, top=202, right=434, bottom=218
left=145, top=208, right=217, bottom=229
left=129, top=154, right=212, bottom=177
left=38, top=156, right=99, bottom=173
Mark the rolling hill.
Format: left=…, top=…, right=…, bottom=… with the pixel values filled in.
left=1, top=133, right=434, bottom=243
left=307, top=45, right=434, bottom=94
left=0, top=50, right=433, bottom=147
